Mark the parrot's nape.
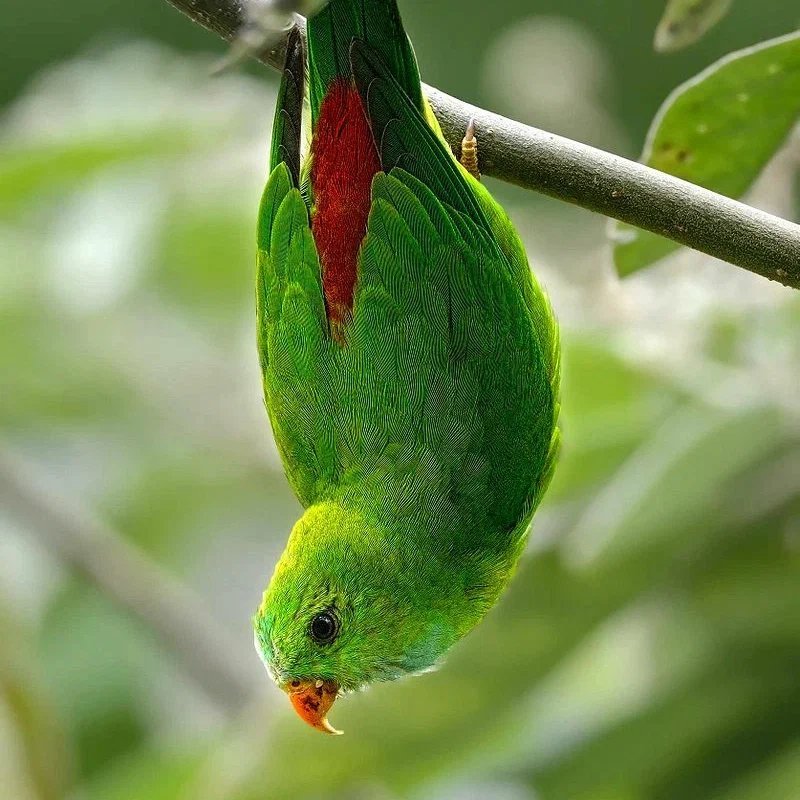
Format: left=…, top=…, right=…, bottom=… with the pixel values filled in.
left=253, top=0, right=560, bottom=734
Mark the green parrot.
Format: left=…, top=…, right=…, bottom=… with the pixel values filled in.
left=253, top=0, right=560, bottom=734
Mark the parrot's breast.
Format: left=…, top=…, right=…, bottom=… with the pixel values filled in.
left=311, top=80, right=381, bottom=327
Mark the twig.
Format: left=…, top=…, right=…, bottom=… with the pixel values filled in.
left=162, top=1, right=800, bottom=288
left=0, top=446, right=255, bottom=712
left=426, top=87, right=800, bottom=288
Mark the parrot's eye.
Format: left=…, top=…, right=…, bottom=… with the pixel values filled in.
left=309, top=610, right=340, bottom=644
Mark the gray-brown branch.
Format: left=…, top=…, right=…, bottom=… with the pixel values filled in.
left=163, top=1, right=800, bottom=288
left=0, top=447, right=255, bottom=712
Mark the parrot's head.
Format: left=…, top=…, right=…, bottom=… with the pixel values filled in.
left=253, top=501, right=461, bottom=734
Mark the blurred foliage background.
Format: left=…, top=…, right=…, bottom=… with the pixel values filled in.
left=2, top=1, right=800, bottom=799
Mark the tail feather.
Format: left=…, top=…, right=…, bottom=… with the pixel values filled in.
left=306, top=0, right=422, bottom=122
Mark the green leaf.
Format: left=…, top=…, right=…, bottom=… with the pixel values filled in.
left=81, top=746, right=204, bottom=800
left=613, top=31, right=800, bottom=277
left=519, top=502, right=800, bottom=800
left=0, top=133, right=196, bottom=214
left=710, top=743, right=800, bottom=800
left=40, top=584, right=154, bottom=779
left=525, top=656, right=800, bottom=800
left=548, top=338, right=682, bottom=503
left=0, top=604, right=72, bottom=800
left=654, top=0, right=734, bottom=53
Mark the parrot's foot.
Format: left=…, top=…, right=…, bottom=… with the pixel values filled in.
left=460, top=118, right=480, bottom=181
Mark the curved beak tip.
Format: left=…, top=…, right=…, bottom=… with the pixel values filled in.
left=284, top=679, right=343, bottom=735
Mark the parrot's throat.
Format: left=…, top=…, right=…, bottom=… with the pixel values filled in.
left=311, top=79, right=381, bottom=329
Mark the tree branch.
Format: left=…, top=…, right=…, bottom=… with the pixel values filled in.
left=162, top=1, right=800, bottom=288
left=0, top=447, right=255, bottom=713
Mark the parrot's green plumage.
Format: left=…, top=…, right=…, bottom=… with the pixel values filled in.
left=253, top=0, right=560, bottom=733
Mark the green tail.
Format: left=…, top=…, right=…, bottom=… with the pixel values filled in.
left=306, top=0, right=423, bottom=122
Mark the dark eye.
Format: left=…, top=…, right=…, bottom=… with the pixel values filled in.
left=309, top=610, right=339, bottom=644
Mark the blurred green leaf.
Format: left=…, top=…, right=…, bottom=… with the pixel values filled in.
left=518, top=499, right=800, bottom=800
left=565, top=404, right=785, bottom=567
left=0, top=602, right=72, bottom=800
left=710, top=742, right=800, bottom=800
left=0, top=309, right=135, bottom=429
left=108, top=454, right=294, bottom=560
left=525, top=658, right=800, bottom=800
left=546, top=339, right=682, bottom=503
left=39, top=584, right=154, bottom=779
left=81, top=746, right=204, bottom=800
left=613, top=31, right=800, bottom=276
left=0, top=133, right=196, bottom=214
left=654, top=0, right=734, bottom=54
left=153, top=202, right=255, bottom=321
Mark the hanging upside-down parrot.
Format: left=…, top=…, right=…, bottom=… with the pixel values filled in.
left=253, top=0, right=560, bottom=734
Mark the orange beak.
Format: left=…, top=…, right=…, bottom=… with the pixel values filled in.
left=282, top=679, right=342, bottom=735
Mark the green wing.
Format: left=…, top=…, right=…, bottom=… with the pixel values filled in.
left=350, top=171, right=559, bottom=543
left=269, top=27, right=304, bottom=183
left=257, top=171, right=337, bottom=506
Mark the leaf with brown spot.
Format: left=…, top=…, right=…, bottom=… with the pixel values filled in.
left=612, top=31, right=800, bottom=277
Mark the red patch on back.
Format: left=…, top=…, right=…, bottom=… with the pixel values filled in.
left=311, top=79, right=381, bottom=328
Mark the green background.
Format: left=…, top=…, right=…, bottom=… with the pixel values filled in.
left=2, top=2, right=799, bottom=799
